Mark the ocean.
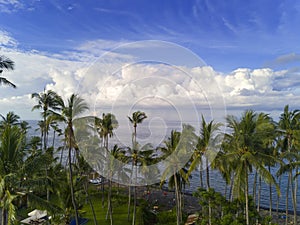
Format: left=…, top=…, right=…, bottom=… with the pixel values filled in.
left=26, top=120, right=300, bottom=213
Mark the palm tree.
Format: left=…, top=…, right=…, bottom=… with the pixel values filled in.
left=95, top=113, right=118, bottom=224
left=32, top=90, right=62, bottom=201
left=223, top=111, right=279, bottom=225
left=95, top=113, right=118, bottom=149
left=128, top=111, right=147, bottom=145
left=32, top=89, right=63, bottom=151
left=94, top=113, right=118, bottom=214
left=160, top=130, right=187, bottom=225
left=160, top=125, right=197, bottom=225
left=276, top=105, right=300, bottom=225
left=0, top=55, right=16, bottom=88
left=188, top=115, right=222, bottom=225
left=0, top=111, right=20, bottom=130
left=127, top=111, right=147, bottom=225
left=59, top=94, right=88, bottom=225
left=0, top=125, right=25, bottom=225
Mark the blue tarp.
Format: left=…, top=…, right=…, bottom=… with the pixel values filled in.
left=69, top=217, right=88, bottom=225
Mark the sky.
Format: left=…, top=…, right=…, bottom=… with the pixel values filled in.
left=1, top=0, right=300, bottom=124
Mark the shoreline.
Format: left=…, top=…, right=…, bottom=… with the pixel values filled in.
left=131, top=185, right=300, bottom=224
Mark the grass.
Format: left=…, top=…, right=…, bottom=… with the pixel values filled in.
left=82, top=189, right=144, bottom=225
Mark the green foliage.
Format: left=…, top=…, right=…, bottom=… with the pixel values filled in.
left=194, top=188, right=263, bottom=225
left=156, top=208, right=177, bottom=225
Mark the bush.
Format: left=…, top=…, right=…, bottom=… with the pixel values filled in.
left=156, top=209, right=177, bottom=225
left=193, top=188, right=264, bottom=225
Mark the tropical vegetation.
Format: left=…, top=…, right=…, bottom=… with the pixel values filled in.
left=1, top=57, right=300, bottom=225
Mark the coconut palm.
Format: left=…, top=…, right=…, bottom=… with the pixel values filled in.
left=95, top=113, right=118, bottom=224
left=32, top=90, right=63, bottom=151
left=94, top=113, right=118, bottom=215
left=95, top=113, right=118, bottom=149
left=223, top=111, right=279, bottom=225
left=276, top=105, right=300, bottom=225
left=160, top=130, right=187, bottom=225
left=160, top=125, right=197, bottom=225
left=32, top=90, right=62, bottom=201
left=128, top=111, right=147, bottom=145
left=0, top=111, right=20, bottom=130
left=127, top=111, right=147, bottom=224
left=59, top=94, right=88, bottom=225
left=188, top=115, right=222, bottom=225
left=0, top=125, right=25, bottom=225
left=0, top=55, right=16, bottom=88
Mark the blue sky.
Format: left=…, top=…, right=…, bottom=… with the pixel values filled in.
left=3, top=0, right=300, bottom=71
left=1, top=0, right=300, bottom=121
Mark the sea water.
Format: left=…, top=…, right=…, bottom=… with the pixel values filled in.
left=25, top=120, right=300, bottom=213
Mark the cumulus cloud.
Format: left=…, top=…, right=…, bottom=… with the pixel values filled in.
left=1, top=34, right=299, bottom=121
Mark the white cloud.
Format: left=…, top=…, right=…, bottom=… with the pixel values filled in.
left=0, top=30, right=18, bottom=47
left=1, top=33, right=299, bottom=121
left=0, top=0, right=23, bottom=13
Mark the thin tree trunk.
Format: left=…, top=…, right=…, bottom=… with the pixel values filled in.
left=60, top=145, right=64, bottom=165
left=276, top=175, right=281, bottom=224
left=132, top=186, right=136, bottom=225
left=132, top=161, right=137, bottom=225
left=229, top=173, right=234, bottom=202
left=206, top=157, right=212, bottom=225
left=268, top=166, right=272, bottom=218
left=101, top=178, right=105, bottom=208
left=52, top=130, right=56, bottom=147
left=245, top=167, right=249, bottom=225
left=174, top=173, right=181, bottom=225
left=199, top=165, right=203, bottom=188
left=2, top=208, right=6, bottom=225
left=285, top=172, right=291, bottom=225
left=291, top=168, right=297, bottom=225
left=127, top=185, right=131, bottom=221
left=127, top=162, right=134, bottom=221
left=257, top=176, right=262, bottom=212
left=46, top=169, right=50, bottom=201
left=253, top=171, right=257, bottom=206
left=224, top=183, right=228, bottom=199
left=68, top=147, right=79, bottom=225
left=83, top=180, right=98, bottom=225
left=106, top=178, right=113, bottom=225
left=206, top=157, right=210, bottom=189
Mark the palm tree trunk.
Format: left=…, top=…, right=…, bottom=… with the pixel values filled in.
left=2, top=208, right=6, bottom=225
left=106, top=178, right=113, bottom=225
left=174, top=173, right=181, bottom=225
left=127, top=161, right=134, bottom=221
left=253, top=171, right=257, bottom=206
left=276, top=175, right=281, bottom=224
left=68, top=135, right=79, bottom=225
left=199, top=165, right=203, bottom=188
left=132, top=161, right=137, bottom=225
left=132, top=186, right=136, bottom=225
left=291, top=168, right=297, bottom=225
left=229, top=173, right=234, bottom=202
left=52, top=130, right=56, bottom=148
left=206, top=157, right=210, bottom=189
left=83, top=180, right=98, bottom=225
left=206, top=157, right=212, bottom=225
left=127, top=185, right=131, bottom=221
left=245, top=167, right=249, bottom=225
left=46, top=169, right=50, bottom=201
left=101, top=178, right=105, bottom=208
left=285, top=172, right=291, bottom=225
left=180, top=190, right=184, bottom=223
left=256, top=176, right=262, bottom=212
left=268, top=165, right=272, bottom=218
